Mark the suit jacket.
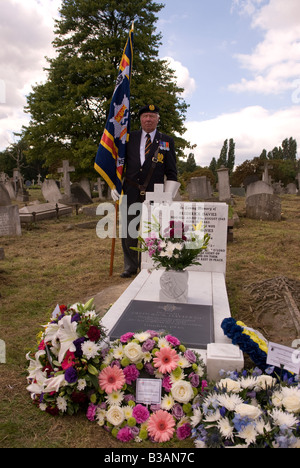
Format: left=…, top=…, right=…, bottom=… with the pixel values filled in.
left=123, top=129, right=177, bottom=204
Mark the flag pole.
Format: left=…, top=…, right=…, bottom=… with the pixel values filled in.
left=109, top=201, right=118, bottom=277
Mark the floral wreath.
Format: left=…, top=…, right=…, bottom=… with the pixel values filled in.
left=192, top=367, right=300, bottom=449
left=221, top=318, right=294, bottom=379
left=26, top=299, right=106, bottom=416
left=86, top=331, right=207, bottom=443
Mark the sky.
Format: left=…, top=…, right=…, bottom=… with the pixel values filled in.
left=0, top=0, right=300, bottom=168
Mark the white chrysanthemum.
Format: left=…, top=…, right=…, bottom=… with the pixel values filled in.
left=270, top=408, right=298, bottom=428
left=81, top=340, right=101, bottom=359
left=161, top=394, right=175, bottom=410
left=203, top=409, right=221, bottom=422
left=134, top=332, right=151, bottom=342
left=217, top=417, right=234, bottom=440
left=113, top=344, right=124, bottom=360
left=105, top=390, right=124, bottom=406
left=177, top=355, right=191, bottom=368
left=239, top=376, right=257, bottom=390
left=103, top=352, right=114, bottom=366
left=57, top=396, right=68, bottom=412
left=217, top=394, right=244, bottom=411
left=190, top=408, right=202, bottom=428
left=272, top=390, right=283, bottom=408
left=238, top=424, right=258, bottom=445
left=77, top=379, right=87, bottom=391
left=39, top=403, right=47, bottom=412
left=256, top=418, right=271, bottom=435
left=143, top=351, right=152, bottom=362
left=123, top=405, right=133, bottom=419
left=195, top=365, right=205, bottom=378
left=96, top=408, right=106, bottom=426
left=157, top=337, right=169, bottom=348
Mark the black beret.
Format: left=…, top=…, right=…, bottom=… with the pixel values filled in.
left=138, top=105, right=160, bottom=117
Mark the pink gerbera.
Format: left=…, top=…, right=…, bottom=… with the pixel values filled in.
left=153, top=346, right=180, bottom=374
left=99, top=366, right=126, bottom=393
left=147, top=410, right=176, bottom=443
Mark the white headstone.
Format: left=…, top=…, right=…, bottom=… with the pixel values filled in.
left=41, top=179, right=62, bottom=203
left=141, top=185, right=228, bottom=274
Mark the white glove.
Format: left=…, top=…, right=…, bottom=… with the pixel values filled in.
left=111, top=188, right=120, bottom=202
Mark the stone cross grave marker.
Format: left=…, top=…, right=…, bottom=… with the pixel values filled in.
left=0, top=183, right=21, bottom=236
left=58, top=160, right=75, bottom=197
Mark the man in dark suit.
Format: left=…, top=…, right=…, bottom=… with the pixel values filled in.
left=115, top=104, right=178, bottom=278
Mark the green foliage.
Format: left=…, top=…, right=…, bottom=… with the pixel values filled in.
left=22, top=0, right=190, bottom=176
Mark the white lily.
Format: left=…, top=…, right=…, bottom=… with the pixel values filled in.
left=56, top=315, right=78, bottom=363
left=44, top=374, right=67, bottom=393
left=26, top=350, right=46, bottom=381
left=26, top=369, right=47, bottom=396
left=43, top=322, right=60, bottom=347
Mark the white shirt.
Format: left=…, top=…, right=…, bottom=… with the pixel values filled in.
left=140, top=129, right=157, bottom=166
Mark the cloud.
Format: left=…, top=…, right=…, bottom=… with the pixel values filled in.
left=0, top=0, right=60, bottom=149
left=163, top=57, right=197, bottom=97
left=230, top=0, right=300, bottom=95
left=184, top=105, right=300, bottom=167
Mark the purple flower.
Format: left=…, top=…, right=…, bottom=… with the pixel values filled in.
left=65, top=366, right=78, bottom=384
left=184, top=349, right=197, bottom=364
left=144, top=362, right=155, bottom=375
left=142, top=339, right=155, bottom=352
left=189, top=372, right=200, bottom=387
left=123, top=364, right=140, bottom=385
left=117, top=426, right=134, bottom=442
left=177, top=423, right=192, bottom=440
left=71, top=313, right=80, bottom=323
left=124, top=394, right=135, bottom=403
left=172, top=403, right=184, bottom=420
left=73, top=337, right=86, bottom=357
left=132, top=404, right=150, bottom=424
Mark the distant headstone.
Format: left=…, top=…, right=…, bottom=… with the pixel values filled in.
left=58, top=160, right=75, bottom=198
left=286, top=183, right=297, bottom=195
left=0, top=340, right=6, bottom=363
left=79, top=178, right=92, bottom=199
left=246, top=180, right=274, bottom=199
left=0, top=186, right=21, bottom=236
left=109, top=300, right=214, bottom=349
left=0, top=248, right=5, bottom=260
left=217, top=166, right=231, bottom=202
left=41, top=179, right=62, bottom=203
left=70, top=183, right=93, bottom=205
left=0, top=183, right=11, bottom=206
left=188, top=177, right=210, bottom=200
left=246, top=193, right=281, bottom=221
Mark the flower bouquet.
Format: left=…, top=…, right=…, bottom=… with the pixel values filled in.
left=26, top=298, right=107, bottom=416
left=86, top=331, right=208, bottom=443
left=132, top=217, right=210, bottom=271
left=192, top=368, right=300, bottom=448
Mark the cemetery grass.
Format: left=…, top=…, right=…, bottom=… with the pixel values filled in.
left=0, top=194, right=300, bottom=448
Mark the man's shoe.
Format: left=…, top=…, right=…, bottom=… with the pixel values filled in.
left=120, top=271, right=137, bottom=278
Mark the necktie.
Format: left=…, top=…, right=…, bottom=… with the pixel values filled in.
left=145, top=133, right=151, bottom=159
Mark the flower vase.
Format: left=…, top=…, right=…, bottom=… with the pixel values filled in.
left=159, top=270, right=189, bottom=303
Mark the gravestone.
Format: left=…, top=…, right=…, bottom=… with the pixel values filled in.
left=286, top=183, right=297, bottom=195
left=0, top=183, right=21, bottom=236
left=188, top=177, right=210, bottom=200
left=246, top=193, right=281, bottom=221
left=79, top=178, right=92, bottom=199
left=58, top=160, right=76, bottom=204
left=246, top=180, right=274, bottom=198
left=101, top=184, right=243, bottom=379
left=261, top=161, right=273, bottom=185
left=70, top=183, right=93, bottom=205
left=0, top=248, right=5, bottom=260
left=217, top=166, right=231, bottom=202
left=41, top=179, right=62, bottom=203
left=297, top=173, right=300, bottom=196
left=0, top=340, right=5, bottom=363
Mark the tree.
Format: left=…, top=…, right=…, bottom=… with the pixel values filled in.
left=215, top=138, right=235, bottom=174
left=23, top=0, right=190, bottom=178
